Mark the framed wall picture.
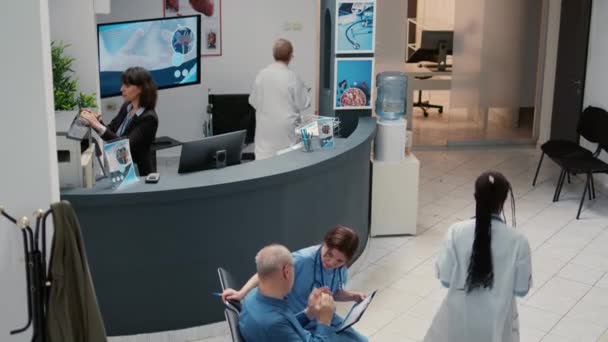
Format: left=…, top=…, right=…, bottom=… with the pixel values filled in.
left=334, top=57, right=374, bottom=110
left=164, top=0, right=222, bottom=56
left=335, top=1, right=376, bottom=54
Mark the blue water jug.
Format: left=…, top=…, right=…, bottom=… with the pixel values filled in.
left=375, top=72, right=407, bottom=121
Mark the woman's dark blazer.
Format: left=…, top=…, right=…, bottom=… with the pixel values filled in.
left=101, top=102, right=159, bottom=176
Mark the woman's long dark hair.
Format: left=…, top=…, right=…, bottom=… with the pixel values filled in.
left=466, top=171, right=516, bottom=293
left=121, top=66, right=158, bottom=110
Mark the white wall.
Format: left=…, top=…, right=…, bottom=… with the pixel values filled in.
left=582, top=0, right=608, bottom=189
left=49, top=0, right=102, bottom=108
left=97, top=0, right=317, bottom=155
left=0, top=0, right=59, bottom=341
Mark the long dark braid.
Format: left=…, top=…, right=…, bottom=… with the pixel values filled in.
left=466, top=171, right=514, bottom=293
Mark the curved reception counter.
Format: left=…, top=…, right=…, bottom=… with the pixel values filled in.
left=61, top=117, right=376, bottom=336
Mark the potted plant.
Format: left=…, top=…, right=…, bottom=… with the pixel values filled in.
left=51, top=41, right=97, bottom=114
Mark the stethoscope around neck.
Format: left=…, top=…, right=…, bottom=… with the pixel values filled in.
left=312, top=247, right=344, bottom=293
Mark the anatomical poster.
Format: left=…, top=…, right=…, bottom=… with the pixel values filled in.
left=164, top=0, right=222, bottom=56
left=334, top=58, right=374, bottom=110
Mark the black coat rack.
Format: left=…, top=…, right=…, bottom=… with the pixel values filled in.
left=1, top=205, right=53, bottom=342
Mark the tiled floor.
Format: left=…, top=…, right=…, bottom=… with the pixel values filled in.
left=181, top=148, right=608, bottom=341
left=411, top=90, right=534, bottom=146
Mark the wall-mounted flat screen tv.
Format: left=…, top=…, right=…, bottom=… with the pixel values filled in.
left=97, top=15, right=201, bottom=98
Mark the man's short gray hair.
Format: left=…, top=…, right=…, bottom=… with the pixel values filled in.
left=273, top=39, right=293, bottom=62
left=255, top=244, right=293, bottom=279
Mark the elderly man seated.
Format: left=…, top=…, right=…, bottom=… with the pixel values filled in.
left=239, top=244, right=337, bottom=341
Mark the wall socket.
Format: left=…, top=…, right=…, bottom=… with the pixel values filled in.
left=105, top=102, right=118, bottom=111
left=282, top=21, right=303, bottom=32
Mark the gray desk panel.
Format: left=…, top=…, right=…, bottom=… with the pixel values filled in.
left=61, top=117, right=376, bottom=336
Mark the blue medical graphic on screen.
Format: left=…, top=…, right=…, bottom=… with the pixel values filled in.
left=334, top=58, right=374, bottom=109
left=336, top=2, right=375, bottom=53
left=98, top=15, right=201, bottom=98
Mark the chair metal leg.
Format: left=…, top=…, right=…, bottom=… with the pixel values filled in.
left=588, top=179, right=593, bottom=200
left=591, top=174, right=596, bottom=199
left=567, top=172, right=571, bottom=184
left=532, top=153, right=544, bottom=186
left=553, top=169, right=566, bottom=202
left=577, top=174, right=591, bottom=220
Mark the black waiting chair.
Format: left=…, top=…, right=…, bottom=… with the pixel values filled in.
left=217, top=267, right=242, bottom=312
left=225, top=308, right=245, bottom=342
left=551, top=107, right=608, bottom=219
left=532, top=107, right=605, bottom=186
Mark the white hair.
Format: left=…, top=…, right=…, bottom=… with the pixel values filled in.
left=255, top=244, right=293, bottom=279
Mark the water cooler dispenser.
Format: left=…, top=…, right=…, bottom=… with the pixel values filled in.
left=371, top=71, right=420, bottom=236
left=374, top=72, right=408, bottom=162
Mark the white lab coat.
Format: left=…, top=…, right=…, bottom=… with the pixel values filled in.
left=424, top=218, right=532, bottom=342
left=249, top=62, right=311, bottom=160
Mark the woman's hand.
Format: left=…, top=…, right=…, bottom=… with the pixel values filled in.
left=79, top=110, right=99, bottom=126
left=80, top=110, right=105, bottom=133
left=221, top=288, right=244, bottom=303
left=81, top=109, right=102, bottom=122
left=350, top=291, right=367, bottom=303
left=334, top=289, right=366, bottom=302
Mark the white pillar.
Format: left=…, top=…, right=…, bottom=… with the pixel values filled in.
left=0, top=0, right=59, bottom=340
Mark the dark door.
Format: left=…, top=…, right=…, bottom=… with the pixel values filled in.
left=550, top=0, right=592, bottom=141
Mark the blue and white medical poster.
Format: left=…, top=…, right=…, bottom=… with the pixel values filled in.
left=335, top=1, right=375, bottom=54
left=103, top=139, right=139, bottom=189
left=334, top=58, right=374, bottom=110
left=97, top=15, right=201, bottom=97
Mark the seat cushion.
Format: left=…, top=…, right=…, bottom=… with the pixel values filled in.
left=541, top=140, right=592, bottom=158
left=555, top=155, right=608, bottom=174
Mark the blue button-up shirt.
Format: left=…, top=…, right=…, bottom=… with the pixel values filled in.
left=239, top=288, right=335, bottom=341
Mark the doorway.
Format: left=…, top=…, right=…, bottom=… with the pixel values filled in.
left=407, top=0, right=543, bottom=147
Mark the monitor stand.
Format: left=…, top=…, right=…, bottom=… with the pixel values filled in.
left=214, top=150, right=227, bottom=169
left=437, top=40, right=448, bottom=72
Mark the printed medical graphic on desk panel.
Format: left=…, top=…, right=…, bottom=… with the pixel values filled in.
left=334, top=58, right=374, bottom=110
left=335, top=1, right=375, bottom=54
left=98, top=15, right=201, bottom=98
left=164, top=0, right=223, bottom=56
left=103, top=139, right=139, bottom=189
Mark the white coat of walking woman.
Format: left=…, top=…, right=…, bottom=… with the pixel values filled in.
left=424, top=171, right=533, bottom=342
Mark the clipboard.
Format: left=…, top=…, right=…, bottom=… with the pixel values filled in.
left=67, top=113, right=90, bottom=140
left=336, top=290, right=377, bottom=333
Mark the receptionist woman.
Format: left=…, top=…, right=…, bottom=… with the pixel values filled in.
left=222, top=225, right=369, bottom=342
left=80, top=66, right=159, bottom=176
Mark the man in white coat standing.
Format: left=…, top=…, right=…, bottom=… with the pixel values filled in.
left=249, top=38, right=312, bottom=160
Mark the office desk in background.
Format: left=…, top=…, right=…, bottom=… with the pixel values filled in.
left=403, top=63, right=452, bottom=125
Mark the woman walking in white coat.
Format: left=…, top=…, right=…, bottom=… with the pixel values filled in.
left=424, top=171, right=532, bottom=342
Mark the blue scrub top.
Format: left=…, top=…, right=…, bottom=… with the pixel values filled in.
left=287, top=245, right=348, bottom=314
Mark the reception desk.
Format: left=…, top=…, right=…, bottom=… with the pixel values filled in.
left=61, top=117, right=376, bottom=336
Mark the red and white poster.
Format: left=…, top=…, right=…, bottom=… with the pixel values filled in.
left=164, top=0, right=222, bottom=56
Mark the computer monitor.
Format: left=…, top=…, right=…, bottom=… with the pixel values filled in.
left=178, top=130, right=246, bottom=174
left=408, top=30, right=454, bottom=71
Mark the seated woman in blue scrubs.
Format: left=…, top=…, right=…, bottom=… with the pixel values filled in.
left=222, top=225, right=368, bottom=341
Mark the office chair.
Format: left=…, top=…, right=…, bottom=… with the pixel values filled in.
left=217, top=267, right=242, bottom=312
left=413, top=82, right=444, bottom=117
left=224, top=308, right=245, bottom=342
